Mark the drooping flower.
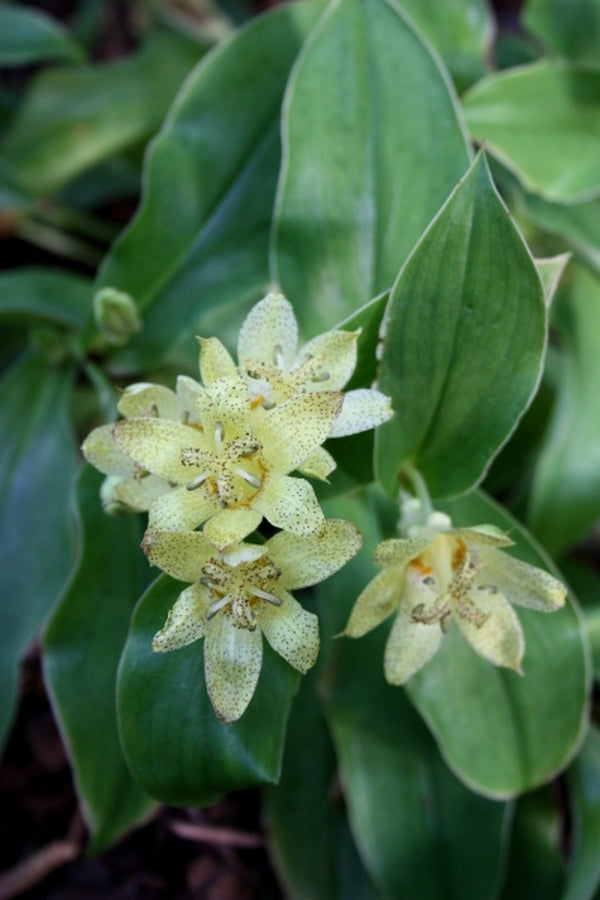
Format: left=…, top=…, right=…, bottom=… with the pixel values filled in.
left=143, top=520, right=362, bottom=722
left=82, top=380, right=202, bottom=512
left=343, top=512, right=566, bottom=683
left=113, top=373, right=343, bottom=547
left=198, top=290, right=393, bottom=439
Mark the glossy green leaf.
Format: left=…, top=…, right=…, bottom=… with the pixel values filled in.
left=272, top=0, right=470, bottom=334
left=563, top=725, right=600, bottom=900
left=317, top=492, right=509, bottom=900
left=406, top=490, right=590, bottom=798
left=522, top=0, right=600, bottom=65
left=0, top=7, right=84, bottom=66
left=520, top=192, right=600, bottom=278
left=96, top=1, right=324, bottom=373
left=116, top=574, right=300, bottom=806
left=499, top=788, right=565, bottom=900
left=528, top=264, right=600, bottom=555
left=0, top=29, right=204, bottom=197
left=376, top=153, right=546, bottom=499
left=463, top=62, right=600, bottom=204
left=398, top=0, right=493, bottom=92
left=0, top=354, right=77, bottom=746
left=265, top=669, right=378, bottom=900
left=44, top=467, right=154, bottom=854
left=0, top=266, right=91, bottom=329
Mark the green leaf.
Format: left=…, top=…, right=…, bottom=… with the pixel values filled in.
left=317, top=492, right=509, bottom=900
left=522, top=0, right=600, bottom=65
left=0, top=266, right=91, bottom=329
left=563, top=726, right=600, bottom=900
left=116, top=575, right=300, bottom=806
left=528, top=264, right=600, bottom=554
left=95, top=1, right=324, bottom=373
left=398, top=0, right=493, bottom=92
left=0, top=7, right=85, bottom=66
left=0, top=29, right=205, bottom=197
left=375, top=153, right=547, bottom=499
left=520, top=191, right=600, bottom=280
left=272, top=0, right=470, bottom=334
left=536, top=254, right=571, bottom=307
left=265, top=669, right=378, bottom=900
left=43, top=467, right=154, bottom=855
left=499, top=788, right=565, bottom=900
left=0, top=354, right=77, bottom=746
left=560, top=560, right=600, bottom=683
left=406, top=490, right=590, bottom=798
left=463, top=62, right=600, bottom=204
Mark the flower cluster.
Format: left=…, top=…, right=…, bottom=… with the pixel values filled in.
left=343, top=510, right=566, bottom=682
left=83, top=291, right=389, bottom=721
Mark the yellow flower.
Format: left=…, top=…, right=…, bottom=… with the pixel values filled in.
left=112, top=373, right=343, bottom=547
left=143, top=520, right=362, bottom=722
left=343, top=513, right=566, bottom=683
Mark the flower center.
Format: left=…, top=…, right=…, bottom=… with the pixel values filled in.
left=200, top=556, right=282, bottom=630
left=246, top=345, right=331, bottom=410
left=183, top=420, right=267, bottom=508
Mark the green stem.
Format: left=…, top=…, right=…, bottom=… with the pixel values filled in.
left=16, top=217, right=103, bottom=268
left=402, top=465, right=434, bottom=520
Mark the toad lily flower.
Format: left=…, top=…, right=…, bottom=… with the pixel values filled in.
left=198, top=291, right=393, bottom=440
left=82, top=380, right=202, bottom=512
left=343, top=513, right=566, bottom=684
left=143, top=520, right=362, bottom=722
left=113, top=373, right=343, bottom=547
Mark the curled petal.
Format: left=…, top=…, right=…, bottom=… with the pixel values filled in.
left=148, top=485, right=215, bottom=531
left=204, top=614, right=263, bottom=723
left=343, top=568, right=403, bottom=638
left=259, top=392, right=343, bottom=472
left=267, top=520, right=362, bottom=590
left=454, top=589, right=525, bottom=672
left=198, top=336, right=236, bottom=386
left=202, top=507, right=263, bottom=549
left=142, top=530, right=216, bottom=582
left=298, top=330, right=359, bottom=390
left=256, top=590, right=319, bottom=674
left=103, top=473, right=170, bottom=512
left=238, top=291, right=298, bottom=370
left=478, top=548, right=567, bottom=612
left=254, top=473, right=324, bottom=535
left=328, top=388, right=394, bottom=438
left=384, top=608, right=444, bottom=684
left=152, top=584, right=209, bottom=651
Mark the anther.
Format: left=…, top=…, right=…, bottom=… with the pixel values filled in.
left=214, top=420, right=225, bottom=453
left=250, top=587, right=282, bottom=606
left=200, top=576, right=221, bottom=590
left=273, top=344, right=285, bottom=369
left=234, top=467, right=262, bottom=489
left=206, top=596, right=231, bottom=619
left=311, top=370, right=330, bottom=383
left=186, top=472, right=210, bottom=491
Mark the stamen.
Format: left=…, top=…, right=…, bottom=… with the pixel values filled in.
left=200, top=576, right=221, bottom=590
left=234, top=467, right=262, bottom=489
left=422, top=576, right=436, bottom=587
left=273, top=344, right=285, bottom=369
left=311, top=370, right=330, bottom=383
left=214, top=421, right=225, bottom=453
left=262, top=399, right=276, bottom=411
left=250, top=587, right=282, bottom=605
left=186, top=472, right=210, bottom=490
left=206, top=595, right=231, bottom=619
left=477, top=584, right=498, bottom=594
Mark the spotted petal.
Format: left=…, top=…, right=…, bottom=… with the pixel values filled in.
left=267, top=520, right=362, bottom=590
left=198, top=336, right=237, bottom=386
left=329, top=388, right=394, bottom=438
left=204, top=613, right=263, bottom=723
left=82, top=424, right=132, bottom=476
left=298, top=330, right=359, bottom=390
left=256, top=590, right=319, bottom=674
left=384, top=608, right=443, bottom=684
left=118, top=382, right=185, bottom=420
left=343, top=568, right=403, bottom=638
left=478, top=548, right=566, bottom=611
left=254, top=473, right=324, bottom=535
left=114, top=418, right=209, bottom=483
left=203, top=507, right=263, bottom=549
left=103, top=472, right=170, bottom=512
left=148, top=484, right=216, bottom=531
left=152, top=584, right=209, bottom=651
left=259, top=392, right=343, bottom=472
left=142, top=530, right=216, bottom=582
left=238, top=291, right=298, bottom=370
left=297, top=447, right=337, bottom=481
left=372, top=535, right=435, bottom=569
left=454, top=589, right=525, bottom=672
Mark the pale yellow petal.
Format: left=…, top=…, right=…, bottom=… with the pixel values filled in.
left=118, top=383, right=184, bottom=420
left=198, top=336, right=236, bottom=386
left=477, top=548, right=567, bottom=612
left=106, top=473, right=170, bottom=511
left=254, top=473, right=324, bottom=535
left=204, top=614, right=263, bottom=723
left=82, top=425, right=132, bottom=476
left=328, top=389, right=394, bottom=438
left=194, top=374, right=251, bottom=436
left=298, top=330, right=358, bottom=390
left=267, top=520, right=362, bottom=589
left=372, top=535, right=434, bottom=569
left=152, top=584, right=209, bottom=651
left=454, top=589, right=525, bottom=672
left=202, top=508, right=263, bottom=549
left=148, top=485, right=216, bottom=531
left=175, top=375, right=204, bottom=416
left=454, top=526, right=514, bottom=549
left=113, top=418, right=209, bottom=483
left=343, top=568, right=402, bottom=637
left=384, top=609, right=443, bottom=684
left=259, top=392, right=343, bottom=472
left=256, top=590, right=319, bottom=673
left=297, top=446, right=337, bottom=480
left=238, top=291, right=298, bottom=370
left=142, top=529, right=216, bottom=581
